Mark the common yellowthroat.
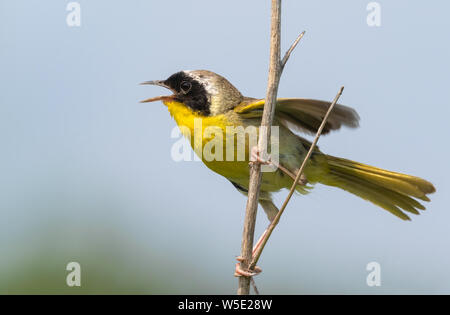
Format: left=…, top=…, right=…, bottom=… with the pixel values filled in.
left=141, top=70, right=435, bottom=221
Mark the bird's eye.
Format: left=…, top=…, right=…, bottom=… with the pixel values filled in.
left=180, top=81, right=192, bottom=94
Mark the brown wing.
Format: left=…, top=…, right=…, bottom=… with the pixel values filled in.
left=234, top=98, right=360, bottom=135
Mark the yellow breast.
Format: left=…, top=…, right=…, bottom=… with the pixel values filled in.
left=164, top=100, right=252, bottom=180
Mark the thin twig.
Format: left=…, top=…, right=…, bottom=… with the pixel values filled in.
left=249, top=86, right=345, bottom=270
left=280, top=31, right=305, bottom=71
left=250, top=278, right=260, bottom=295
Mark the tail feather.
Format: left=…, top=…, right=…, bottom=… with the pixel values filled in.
left=321, top=155, right=435, bottom=220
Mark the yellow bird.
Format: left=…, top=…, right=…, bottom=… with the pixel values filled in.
left=141, top=70, right=435, bottom=221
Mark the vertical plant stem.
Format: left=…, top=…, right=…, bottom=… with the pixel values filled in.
left=238, top=0, right=282, bottom=295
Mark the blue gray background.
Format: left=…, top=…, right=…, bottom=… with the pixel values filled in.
left=1, top=0, right=449, bottom=294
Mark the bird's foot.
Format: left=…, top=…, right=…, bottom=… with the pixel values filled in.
left=234, top=229, right=267, bottom=277
left=234, top=256, right=262, bottom=277
left=251, top=146, right=308, bottom=186
left=250, top=146, right=271, bottom=166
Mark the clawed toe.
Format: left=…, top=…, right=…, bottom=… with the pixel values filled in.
left=234, top=256, right=262, bottom=277
left=250, top=146, right=271, bottom=165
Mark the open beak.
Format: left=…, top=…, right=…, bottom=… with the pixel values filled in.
left=140, top=80, right=174, bottom=103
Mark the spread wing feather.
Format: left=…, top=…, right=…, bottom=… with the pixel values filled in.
left=234, top=98, right=360, bottom=135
